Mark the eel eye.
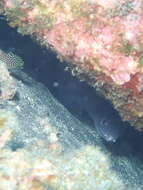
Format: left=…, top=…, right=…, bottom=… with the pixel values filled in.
left=101, top=119, right=109, bottom=126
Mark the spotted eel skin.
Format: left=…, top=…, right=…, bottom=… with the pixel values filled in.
left=0, top=49, right=24, bottom=69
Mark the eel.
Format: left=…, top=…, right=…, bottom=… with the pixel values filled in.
left=85, top=95, right=127, bottom=142
left=0, top=49, right=24, bottom=69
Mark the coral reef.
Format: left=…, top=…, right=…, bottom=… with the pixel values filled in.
left=1, top=3, right=143, bottom=189
left=0, top=0, right=143, bottom=130
left=0, top=145, right=126, bottom=190
left=0, top=0, right=142, bottom=84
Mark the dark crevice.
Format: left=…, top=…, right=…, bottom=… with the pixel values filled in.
left=1, top=17, right=143, bottom=160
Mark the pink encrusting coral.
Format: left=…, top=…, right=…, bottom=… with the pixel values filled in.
left=42, top=12, right=142, bottom=85
left=50, top=11, right=143, bottom=84
left=3, top=0, right=143, bottom=85
left=1, top=0, right=143, bottom=130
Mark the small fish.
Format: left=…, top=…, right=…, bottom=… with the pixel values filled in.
left=0, top=49, right=24, bottom=69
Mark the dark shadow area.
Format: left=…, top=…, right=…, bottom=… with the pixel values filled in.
left=1, top=17, right=143, bottom=160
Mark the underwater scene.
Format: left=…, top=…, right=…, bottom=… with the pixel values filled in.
left=1, top=1, right=143, bottom=189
